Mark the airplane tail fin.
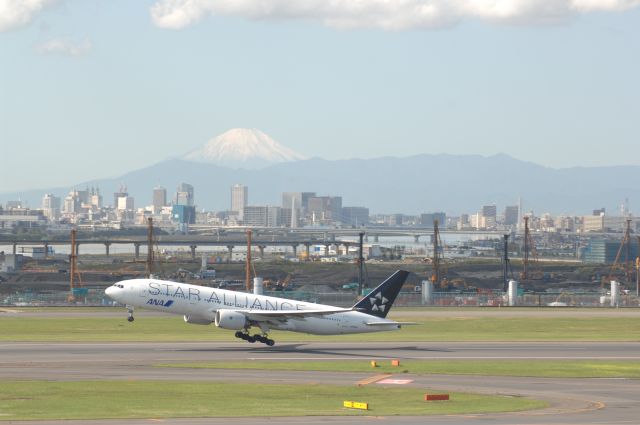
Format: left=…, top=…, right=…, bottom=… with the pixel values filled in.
left=351, top=270, right=409, bottom=318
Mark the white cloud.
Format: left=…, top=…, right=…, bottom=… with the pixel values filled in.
left=36, top=38, right=92, bottom=56
left=150, top=0, right=640, bottom=30
left=0, top=0, right=55, bottom=32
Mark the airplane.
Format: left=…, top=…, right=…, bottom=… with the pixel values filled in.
left=105, top=270, right=410, bottom=346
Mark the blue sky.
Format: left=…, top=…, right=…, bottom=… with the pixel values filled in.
left=1, top=0, right=639, bottom=193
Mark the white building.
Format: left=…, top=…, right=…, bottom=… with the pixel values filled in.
left=41, top=194, right=61, bottom=221
left=231, top=184, right=248, bottom=219
left=117, top=196, right=135, bottom=211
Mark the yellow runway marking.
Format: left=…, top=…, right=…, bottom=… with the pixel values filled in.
left=356, top=374, right=392, bottom=386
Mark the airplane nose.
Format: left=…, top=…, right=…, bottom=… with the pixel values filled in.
left=105, top=286, right=114, bottom=297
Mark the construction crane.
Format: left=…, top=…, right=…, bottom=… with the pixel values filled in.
left=521, top=216, right=543, bottom=281
left=146, top=217, right=154, bottom=278
left=357, top=231, right=366, bottom=295
left=636, top=244, right=639, bottom=297
left=68, top=229, right=83, bottom=302
left=502, top=234, right=515, bottom=292
left=604, top=219, right=634, bottom=287
left=430, top=219, right=449, bottom=289
left=245, top=229, right=253, bottom=292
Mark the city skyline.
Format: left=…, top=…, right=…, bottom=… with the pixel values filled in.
left=2, top=180, right=638, bottom=237
left=1, top=150, right=639, bottom=216
left=1, top=1, right=639, bottom=193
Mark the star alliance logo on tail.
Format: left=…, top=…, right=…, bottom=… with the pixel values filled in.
left=369, top=292, right=389, bottom=312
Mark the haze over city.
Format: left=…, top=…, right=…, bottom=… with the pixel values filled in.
left=3, top=5, right=640, bottom=423
left=1, top=0, right=639, bottom=194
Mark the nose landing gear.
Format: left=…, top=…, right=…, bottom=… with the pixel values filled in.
left=126, top=306, right=134, bottom=322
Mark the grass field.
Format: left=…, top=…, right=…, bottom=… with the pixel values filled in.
left=157, top=360, right=640, bottom=378
left=0, top=380, right=546, bottom=420
left=0, top=314, right=639, bottom=342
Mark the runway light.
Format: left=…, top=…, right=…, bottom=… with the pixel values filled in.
left=391, top=359, right=400, bottom=367
left=425, top=394, right=450, bottom=401
left=370, top=361, right=378, bottom=367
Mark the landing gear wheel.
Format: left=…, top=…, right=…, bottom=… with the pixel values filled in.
left=126, top=305, right=134, bottom=323
left=235, top=331, right=243, bottom=338
left=265, top=339, right=275, bottom=347
left=246, top=336, right=256, bottom=343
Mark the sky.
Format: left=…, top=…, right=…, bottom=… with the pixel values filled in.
left=1, top=0, right=639, bottom=193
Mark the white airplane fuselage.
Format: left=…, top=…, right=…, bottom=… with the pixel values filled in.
left=105, top=278, right=402, bottom=335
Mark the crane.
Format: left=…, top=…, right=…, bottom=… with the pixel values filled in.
left=604, top=219, right=633, bottom=288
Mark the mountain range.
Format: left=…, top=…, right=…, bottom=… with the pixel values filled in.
left=1, top=129, right=638, bottom=215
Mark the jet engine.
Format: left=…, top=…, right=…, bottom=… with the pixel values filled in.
left=183, top=314, right=213, bottom=325
left=214, top=310, right=248, bottom=330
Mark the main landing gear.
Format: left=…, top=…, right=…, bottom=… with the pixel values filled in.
left=235, top=331, right=275, bottom=346
left=126, top=306, right=134, bottom=322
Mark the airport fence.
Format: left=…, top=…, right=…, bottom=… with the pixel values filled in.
left=1, top=289, right=639, bottom=308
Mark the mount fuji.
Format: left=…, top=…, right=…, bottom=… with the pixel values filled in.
left=182, top=128, right=306, bottom=169
left=2, top=127, right=640, bottom=214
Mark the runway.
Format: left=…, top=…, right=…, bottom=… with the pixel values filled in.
left=1, top=341, right=638, bottom=424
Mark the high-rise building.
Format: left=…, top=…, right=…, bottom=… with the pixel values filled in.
left=267, top=206, right=282, bottom=227
left=481, top=204, right=497, bottom=229
left=282, top=192, right=316, bottom=211
left=153, top=186, right=167, bottom=210
left=504, top=206, right=519, bottom=226
left=117, top=196, right=135, bottom=211
left=172, top=204, right=196, bottom=224
left=63, top=191, right=81, bottom=214
left=76, top=189, right=90, bottom=205
left=342, top=207, right=370, bottom=226
left=307, top=196, right=342, bottom=223
left=231, top=184, right=248, bottom=219
left=175, top=183, right=194, bottom=206
left=388, top=214, right=404, bottom=226
left=89, top=188, right=102, bottom=208
left=41, top=194, right=61, bottom=221
left=113, top=184, right=128, bottom=208
left=243, top=206, right=268, bottom=227
left=584, top=239, right=639, bottom=264
left=281, top=208, right=294, bottom=228
left=282, top=192, right=315, bottom=226
left=482, top=205, right=497, bottom=218
left=420, top=212, right=446, bottom=227
left=458, top=213, right=470, bottom=229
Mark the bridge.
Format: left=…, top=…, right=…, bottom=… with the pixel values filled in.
left=1, top=235, right=375, bottom=262
left=0, top=226, right=507, bottom=262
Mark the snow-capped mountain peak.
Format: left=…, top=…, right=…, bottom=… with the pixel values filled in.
left=183, top=128, right=306, bottom=169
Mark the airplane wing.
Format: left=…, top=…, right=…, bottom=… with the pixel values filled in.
left=242, top=308, right=351, bottom=323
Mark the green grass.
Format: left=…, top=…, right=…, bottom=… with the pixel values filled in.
left=0, top=380, right=546, bottom=420
left=157, top=360, right=640, bottom=379
left=0, top=315, right=639, bottom=342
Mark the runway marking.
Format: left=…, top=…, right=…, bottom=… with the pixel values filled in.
left=511, top=398, right=606, bottom=417
left=356, top=374, right=392, bottom=386
left=377, top=378, right=413, bottom=385
left=403, top=356, right=640, bottom=359
left=247, top=357, right=395, bottom=361
left=467, top=347, right=587, bottom=350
